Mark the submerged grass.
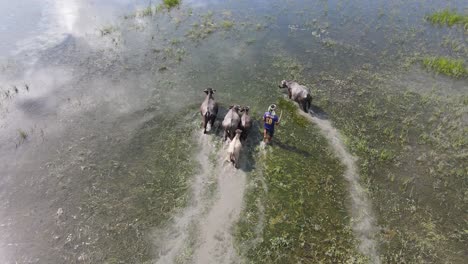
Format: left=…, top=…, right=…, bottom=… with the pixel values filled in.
left=77, top=110, right=197, bottom=263
left=426, top=9, right=468, bottom=30
left=422, top=56, right=467, bottom=78
left=313, top=67, right=467, bottom=263
left=99, top=26, right=116, bottom=36
left=221, top=20, right=235, bottom=29
left=236, top=99, right=366, bottom=263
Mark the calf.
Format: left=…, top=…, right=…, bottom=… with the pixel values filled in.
left=227, top=129, right=243, bottom=168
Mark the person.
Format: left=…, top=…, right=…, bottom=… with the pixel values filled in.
left=263, top=104, right=280, bottom=144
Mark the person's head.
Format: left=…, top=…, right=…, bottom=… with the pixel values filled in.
left=268, top=104, right=276, bottom=112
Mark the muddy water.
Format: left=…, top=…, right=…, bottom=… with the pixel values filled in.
left=1, top=0, right=467, bottom=263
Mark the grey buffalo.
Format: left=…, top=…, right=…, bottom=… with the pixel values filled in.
left=200, top=88, right=218, bottom=134
left=279, top=80, right=312, bottom=112
left=222, top=105, right=241, bottom=141
left=239, top=106, right=252, bottom=141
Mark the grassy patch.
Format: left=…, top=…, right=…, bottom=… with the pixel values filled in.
left=163, top=0, right=181, bottom=9
left=221, top=20, right=234, bottom=29
left=236, top=99, right=365, bottom=263
left=314, top=68, right=467, bottom=263
left=426, top=9, right=468, bottom=30
left=422, top=57, right=467, bottom=78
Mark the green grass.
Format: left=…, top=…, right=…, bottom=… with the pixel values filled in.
left=236, top=99, right=366, bottom=263
left=139, top=6, right=153, bottom=17
left=314, top=68, right=467, bottom=263
left=426, top=9, right=468, bottom=30
left=422, top=57, right=467, bottom=78
left=163, top=0, right=181, bottom=9
left=221, top=20, right=234, bottom=29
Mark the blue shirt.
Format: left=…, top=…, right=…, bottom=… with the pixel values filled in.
left=263, top=112, right=279, bottom=130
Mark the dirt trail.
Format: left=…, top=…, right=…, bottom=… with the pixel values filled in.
left=299, top=111, right=381, bottom=264
left=153, top=132, right=214, bottom=264
left=154, top=131, right=246, bottom=264
left=193, top=142, right=246, bottom=264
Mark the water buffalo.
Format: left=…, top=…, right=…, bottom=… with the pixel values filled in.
left=279, top=80, right=312, bottom=112
left=200, top=88, right=218, bottom=134
left=222, top=105, right=241, bottom=141
left=239, top=106, right=252, bottom=141
left=227, top=129, right=243, bottom=168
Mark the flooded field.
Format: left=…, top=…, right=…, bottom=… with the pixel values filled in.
left=0, top=0, right=466, bottom=263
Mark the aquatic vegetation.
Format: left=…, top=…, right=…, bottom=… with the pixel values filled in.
left=221, top=20, right=234, bottom=29
left=76, top=111, right=198, bottom=263
left=245, top=38, right=256, bottom=45
left=441, top=37, right=468, bottom=56
left=124, top=0, right=179, bottom=19
left=426, top=9, right=468, bottom=30
left=271, top=55, right=304, bottom=81
left=186, top=13, right=218, bottom=40
left=321, top=38, right=337, bottom=48
left=18, top=129, right=28, bottom=140
left=163, top=0, right=181, bottom=9
left=140, top=6, right=153, bottom=17
left=170, top=38, right=181, bottom=45
left=99, top=26, right=116, bottom=36
left=422, top=57, right=467, bottom=78
left=314, top=68, right=467, bottom=263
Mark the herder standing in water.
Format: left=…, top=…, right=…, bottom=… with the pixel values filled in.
left=263, top=104, right=280, bottom=144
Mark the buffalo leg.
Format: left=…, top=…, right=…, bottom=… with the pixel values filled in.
left=203, top=116, right=208, bottom=134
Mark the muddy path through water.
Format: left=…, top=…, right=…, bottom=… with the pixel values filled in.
left=154, top=129, right=249, bottom=264
left=298, top=110, right=380, bottom=263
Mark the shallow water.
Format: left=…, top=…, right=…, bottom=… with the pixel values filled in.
left=1, top=0, right=467, bottom=263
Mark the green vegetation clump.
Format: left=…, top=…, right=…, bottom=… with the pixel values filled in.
left=18, top=129, right=28, bottom=140
left=422, top=57, right=467, bottom=78
left=221, top=20, right=234, bottom=29
left=426, top=9, right=468, bottom=29
left=163, top=0, right=181, bottom=9
left=277, top=98, right=308, bottom=127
